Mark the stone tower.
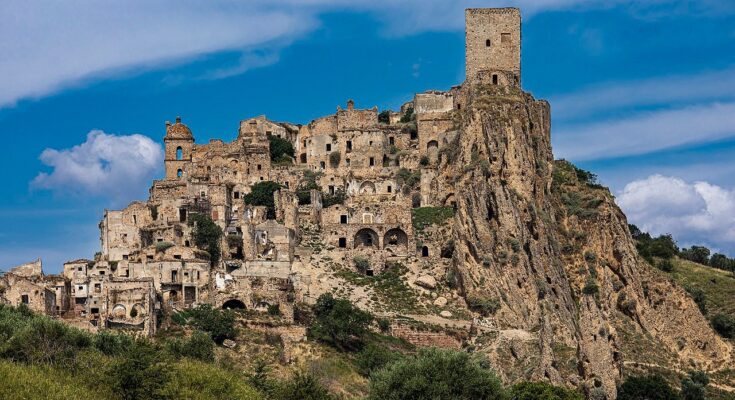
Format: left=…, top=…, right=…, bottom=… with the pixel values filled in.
left=465, top=8, right=521, bottom=85
left=163, top=116, right=194, bottom=180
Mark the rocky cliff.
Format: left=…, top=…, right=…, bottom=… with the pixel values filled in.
left=446, top=82, right=732, bottom=398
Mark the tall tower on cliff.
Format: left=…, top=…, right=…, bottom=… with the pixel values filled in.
left=465, top=8, right=521, bottom=86
left=164, top=116, right=194, bottom=180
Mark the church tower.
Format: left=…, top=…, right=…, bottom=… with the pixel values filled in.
left=465, top=8, right=521, bottom=86
left=163, top=116, right=194, bottom=180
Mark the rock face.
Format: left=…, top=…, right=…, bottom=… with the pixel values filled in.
left=444, top=81, right=731, bottom=398
left=415, top=275, right=437, bottom=290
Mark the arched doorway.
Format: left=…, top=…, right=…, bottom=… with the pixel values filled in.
left=384, top=228, right=408, bottom=254
left=422, top=246, right=429, bottom=257
left=222, top=299, right=246, bottom=310
left=427, top=140, right=439, bottom=163
left=354, top=228, right=378, bottom=248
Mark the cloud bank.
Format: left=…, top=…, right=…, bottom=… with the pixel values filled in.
left=617, top=175, right=735, bottom=253
left=32, top=131, right=162, bottom=204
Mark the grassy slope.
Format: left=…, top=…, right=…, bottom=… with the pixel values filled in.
left=669, top=257, right=735, bottom=318
left=0, top=359, right=102, bottom=400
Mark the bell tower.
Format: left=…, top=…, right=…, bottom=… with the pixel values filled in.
left=164, top=116, right=194, bottom=180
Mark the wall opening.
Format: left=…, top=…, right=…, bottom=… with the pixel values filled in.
left=21, top=294, right=29, bottom=304
left=486, top=39, right=491, bottom=47
left=338, top=237, right=347, bottom=248
left=177, top=169, right=183, bottom=178
left=300, top=153, right=307, bottom=163
left=354, top=228, right=379, bottom=248
left=346, top=140, right=352, bottom=152
left=340, top=215, right=348, bottom=224
left=222, top=299, right=246, bottom=310
left=422, top=246, right=429, bottom=257
left=176, top=146, right=183, bottom=160
left=179, top=208, right=187, bottom=222
left=492, top=74, right=498, bottom=85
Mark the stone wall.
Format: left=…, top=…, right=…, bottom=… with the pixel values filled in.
left=465, top=8, right=521, bottom=83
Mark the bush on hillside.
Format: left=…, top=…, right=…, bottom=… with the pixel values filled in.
left=269, top=135, right=294, bottom=163
left=173, top=304, right=236, bottom=344
left=510, top=381, right=584, bottom=400
left=309, top=293, right=372, bottom=351
left=617, top=375, right=681, bottom=400
left=710, top=313, right=735, bottom=338
left=368, top=348, right=505, bottom=400
left=679, top=246, right=711, bottom=265
left=680, top=370, right=709, bottom=400
left=355, top=343, right=403, bottom=377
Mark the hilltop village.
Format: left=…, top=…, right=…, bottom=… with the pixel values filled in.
left=3, top=9, right=730, bottom=398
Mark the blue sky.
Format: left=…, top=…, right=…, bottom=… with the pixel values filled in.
left=1, top=1, right=735, bottom=272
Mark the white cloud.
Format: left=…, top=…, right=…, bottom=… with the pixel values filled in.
left=32, top=130, right=162, bottom=204
left=4, top=0, right=720, bottom=108
left=551, top=67, right=735, bottom=121
left=617, top=175, right=735, bottom=253
left=554, top=102, right=735, bottom=161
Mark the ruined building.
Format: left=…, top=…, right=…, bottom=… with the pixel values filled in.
left=2, top=8, right=731, bottom=398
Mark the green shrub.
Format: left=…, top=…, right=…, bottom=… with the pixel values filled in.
left=419, top=156, right=429, bottom=166
left=368, top=348, right=505, bottom=400
left=355, top=343, right=403, bottom=376
left=376, top=318, right=390, bottom=333
left=681, top=370, right=708, bottom=400
left=166, top=331, right=215, bottom=362
left=0, top=359, right=103, bottom=400
left=269, top=135, right=294, bottom=163
left=679, top=246, right=711, bottom=265
left=162, top=359, right=262, bottom=400
left=412, top=207, right=455, bottom=231
left=112, top=341, right=171, bottom=400
left=582, top=278, right=599, bottom=295
left=395, top=168, right=421, bottom=193
left=94, top=331, right=134, bottom=356
left=267, top=304, right=281, bottom=316
left=173, top=304, right=237, bottom=344
left=378, top=110, right=391, bottom=124
left=510, top=381, right=584, bottom=400
left=710, top=313, right=735, bottom=338
left=156, top=241, right=174, bottom=252
left=1, top=313, right=92, bottom=365
left=684, top=286, right=707, bottom=315
left=617, top=374, right=681, bottom=400
left=322, top=188, right=346, bottom=207
left=467, top=296, right=501, bottom=316
left=354, top=256, right=371, bottom=274
left=309, top=293, right=372, bottom=351
left=243, top=181, right=282, bottom=219
left=275, top=370, right=333, bottom=400
left=400, top=106, right=414, bottom=123
left=657, top=259, right=674, bottom=272
left=189, top=213, right=223, bottom=265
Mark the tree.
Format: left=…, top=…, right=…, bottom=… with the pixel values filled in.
left=680, top=246, right=711, bottom=265
left=680, top=371, right=708, bottom=400
left=400, top=106, right=414, bottom=123
left=269, top=135, right=294, bottom=163
left=378, top=110, right=391, bottom=124
left=112, top=341, right=171, bottom=400
left=617, top=375, right=681, bottom=400
left=510, top=381, right=584, bottom=400
left=275, top=370, right=333, bottom=400
left=188, top=213, right=223, bottom=265
left=355, top=343, right=403, bottom=377
left=710, top=313, right=735, bottom=338
left=684, top=286, right=707, bottom=315
left=368, top=348, right=505, bottom=400
left=709, top=253, right=734, bottom=271
left=309, top=293, right=372, bottom=351
left=648, top=234, right=678, bottom=259
left=243, top=181, right=281, bottom=219
left=174, top=304, right=236, bottom=344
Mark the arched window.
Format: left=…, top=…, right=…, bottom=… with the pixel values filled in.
left=422, top=246, right=429, bottom=257
left=492, top=74, right=498, bottom=85
left=486, top=39, right=491, bottom=47
left=176, top=146, right=183, bottom=160
left=177, top=169, right=183, bottom=178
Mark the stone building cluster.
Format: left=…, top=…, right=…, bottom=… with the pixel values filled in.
left=1, top=8, right=523, bottom=337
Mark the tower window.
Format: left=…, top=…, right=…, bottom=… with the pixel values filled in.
left=501, top=33, right=511, bottom=43
left=177, top=169, right=183, bottom=178
left=492, top=74, right=498, bottom=85
left=486, top=39, right=491, bottom=47
left=176, top=146, right=183, bottom=160
left=389, top=137, right=395, bottom=145
left=326, top=144, right=331, bottom=152
left=369, top=157, right=375, bottom=166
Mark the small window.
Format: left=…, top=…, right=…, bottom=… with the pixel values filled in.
left=422, top=246, right=429, bottom=257
left=326, top=144, right=331, bottom=152
left=257, top=164, right=262, bottom=171
left=346, top=141, right=352, bottom=152
left=77, top=267, right=83, bottom=272
left=174, top=255, right=181, bottom=260
left=328, top=185, right=335, bottom=195
left=320, top=161, right=326, bottom=169
left=78, top=286, right=84, bottom=290
left=387, top=185, right=392, bottom=193
left=346, top=158, right=351, bottom=166
left=234, top=191, right=240, bottom=199
left=176, top=146, right=183, bottom=160
left=340, top=215, right=348, bottom=224
left=147, top=255, right=153, bottom=261
left=21, top=294, right=29, bottom=304
left=369, top=157, right=375, bottom=166
left=177, top=169, right=183, bottom=178
left=492, top=74, right=498, bottom=85
left=485, top=39, right=491, bottom=47
left=457, top=103, right=461, bottom=110
left=300, top=153, right=307, bottom=163
left=99, top=271, right=105, bottom=275
left=338, top=238, right=347, bottom=248
left=389, top=137, right=395, bottom=145
left=122, top=254, right=128, bottom=260
left=369, top=141, right=373, bottom=146
left=303, top=140, right=307, bottom=147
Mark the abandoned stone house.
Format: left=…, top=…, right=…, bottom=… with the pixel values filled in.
left=1, top=7, right=523, bottom=336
